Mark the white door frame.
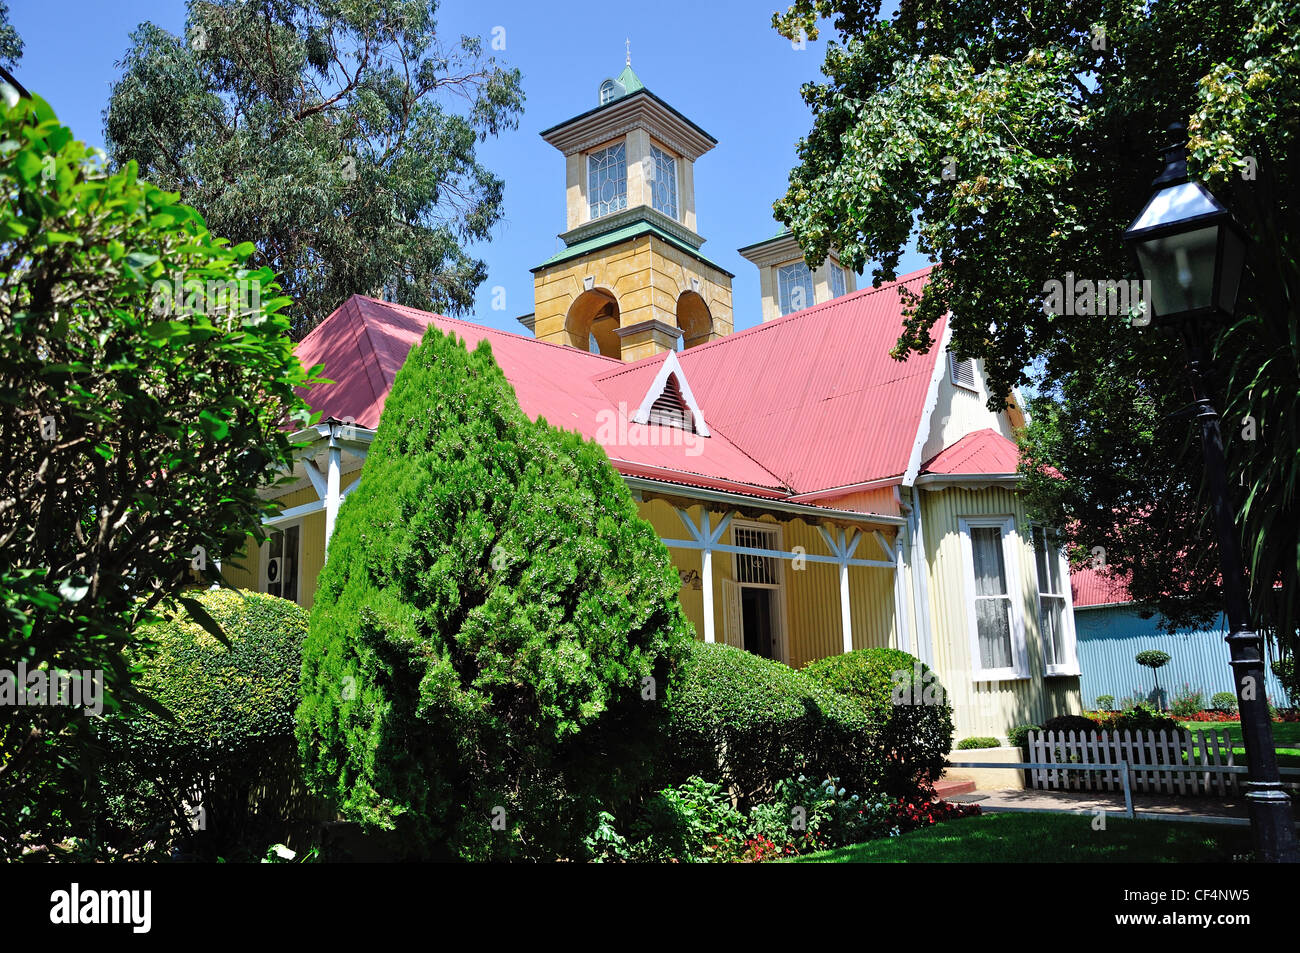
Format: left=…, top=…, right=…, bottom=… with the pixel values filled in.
left=730, top=518, right=790, bottom=665
left=260, top=519, right=304, bottom=605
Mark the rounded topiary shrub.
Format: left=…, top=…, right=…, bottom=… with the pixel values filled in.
left=663, top=641, right=876, bottom=803
left=957, top=736, right=1001, bottom=750
left=297, top=327, right=693, bottom=861
left=1211, top=691, right=1239, bottom=713
left=98, top=588, right=312, bottom=860
left=802, top=648, right=954, bottom=797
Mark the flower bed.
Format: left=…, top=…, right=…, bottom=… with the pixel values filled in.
left=893, top=796, right=981, bottom=834
left=737, top=794, right=980, bottom=861
left=588, top=774, right=982, bottom=863
left=1143, top=709, right=1300, bottom=723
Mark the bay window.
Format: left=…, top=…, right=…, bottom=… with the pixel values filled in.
left=1033, top=525, right=1080, bottom=675
left=959, top=516, right=1028, bottom=679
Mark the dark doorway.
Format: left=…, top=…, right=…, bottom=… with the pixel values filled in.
left=741, top=586, right=777, bottom=660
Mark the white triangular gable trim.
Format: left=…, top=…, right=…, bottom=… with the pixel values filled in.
left=631, top=350, right=711, bottom=437
left=902, top=320, right=953, bottom=487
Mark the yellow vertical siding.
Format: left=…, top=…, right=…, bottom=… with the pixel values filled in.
left=224, top=486, right=327, bottom=608
left=640, top=498, right=706, bottom=637
left=637, top=498, right=902, bottom=669
left=230, top=473, right=1076, bottom=744
left=221, top=537, right=258, bottom=591
left=919, top=485, right=1081, bottom=740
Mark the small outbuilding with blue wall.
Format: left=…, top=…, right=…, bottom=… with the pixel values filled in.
left=1071, top=567, right=1290, bottom=710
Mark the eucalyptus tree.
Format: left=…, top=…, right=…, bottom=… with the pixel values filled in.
left=105, top=0, right=524, bottom=338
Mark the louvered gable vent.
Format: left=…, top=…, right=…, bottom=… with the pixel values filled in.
left=949, top=352, right=977, bottom=391
left=648, top=374, right=693, bottom=431
left=629, top=350, right=711, bottom=437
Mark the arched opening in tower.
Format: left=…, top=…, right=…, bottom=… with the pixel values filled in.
left=676, top=290, right=713, bottom=349
left=565, top=289, right=621, bottom=357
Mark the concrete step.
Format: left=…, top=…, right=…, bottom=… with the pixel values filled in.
left=933, top=777, right=977, bottom=799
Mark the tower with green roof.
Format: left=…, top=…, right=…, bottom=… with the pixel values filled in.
left=521, top=56, right=734, bottom=361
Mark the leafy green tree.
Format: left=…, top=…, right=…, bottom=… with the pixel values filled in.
left=0, top=92, right=317, bottom=856
left=104, top=0, right=524, bottom=338
left=771, top=0, right=1299, bottom=655
left=0, top=1, right=23, bottom=70
left=297, top=326, right=693, bottom=861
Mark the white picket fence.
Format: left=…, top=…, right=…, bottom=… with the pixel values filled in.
left=1027, top=729, right=1239, bottom=796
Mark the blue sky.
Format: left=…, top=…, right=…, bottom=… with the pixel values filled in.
left=9, top=0, right=924, bottom=335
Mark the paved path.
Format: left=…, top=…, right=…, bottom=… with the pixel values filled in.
left=962, top=788, right=1284, bottom=823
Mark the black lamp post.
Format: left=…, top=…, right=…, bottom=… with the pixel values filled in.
left=1123, top=124, right=1298, bottom=863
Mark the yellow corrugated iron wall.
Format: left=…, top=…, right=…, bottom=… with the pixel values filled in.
left=640, top=499, right=709, bottom=638
left=919, top=485, right=1081, bottom=740
left=297, top=508, right=326, bottom=607
left=221, top=538, right=258, bottom=592
left=637, top=498, right=901, bottom=669
left=783, top=519, right=898, bottom=668
left=221, top=486, right=326, bottom=608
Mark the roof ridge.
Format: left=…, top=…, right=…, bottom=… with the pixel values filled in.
left=701, top=416, right=792, bottom=492
left=352, top=295, right=626, bottom=365
left=352, top=295, right=396, bottom=391
left=591, top=349, right=669, bottom=382
left=677, top=264, right=935, bottom=363
left=335, top=295, right=389, bottom=406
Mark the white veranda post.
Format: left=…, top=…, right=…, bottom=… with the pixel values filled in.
left=818, top=526, right=862, bottom=654
left=324, top=424, right=343, bottom=556
left=701, top=511, right=714, bottom=643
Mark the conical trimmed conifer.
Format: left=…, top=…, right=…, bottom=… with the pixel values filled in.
left=296, top=327, right=693, bottom=859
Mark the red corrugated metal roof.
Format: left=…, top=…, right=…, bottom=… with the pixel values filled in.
left=674, top=267, right=942, bottom=491
left=296, top=296, right=787, bottom=494
left=1071, top=565, right=1134, bottom=607
left=295, top=267, right=941, bottom=505
left=920, top=428, right=1021, bottom=475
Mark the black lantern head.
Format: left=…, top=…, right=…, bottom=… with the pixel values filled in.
left=1123, top=124, right=1247, bottom=334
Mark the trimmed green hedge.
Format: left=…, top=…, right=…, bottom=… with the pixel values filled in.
left=1039, top=714, right=1102, bottom=737
left=1009, top=724, right=1039, bottom=749
left=663, top=642, right=876, bottom=803
left=957, top=737, right=1002, bottom=750
left=98, top=589, right=316, bottom=859
left=803, top=648, right=954, bottom=796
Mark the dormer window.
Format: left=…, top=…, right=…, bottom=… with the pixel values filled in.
left=588, top=143, right=627, bottom=220
left=599, top=79, right=620, bottom=104
left=649, top=145, right=678, bottom=220
left=777, top=262, right=814, bottom=316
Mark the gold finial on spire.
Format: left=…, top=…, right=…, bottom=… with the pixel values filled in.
left=626, top=38, right=631, bottom=67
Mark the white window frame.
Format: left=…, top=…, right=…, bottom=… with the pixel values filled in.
left=261, top=519, right=304, bottom=606
left=586, top=141, right=628, bottom=221
left=648, top=143, right=679, bottom=221
left=949, top=352, right=978, bottom=391
left=1032, top=524, right=1081, bottom=676
left=776, top=261, right=815, bottom=316
left=829, top=263, right=847, bottom=299
left=730, top=519, right=789, bottom=665
left=958, top=515, right=1029, bottom=681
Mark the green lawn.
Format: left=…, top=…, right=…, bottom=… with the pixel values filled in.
left=1179, top=720, right=1300, bottom=769
left=789, top=812, right=1250, bottom=863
